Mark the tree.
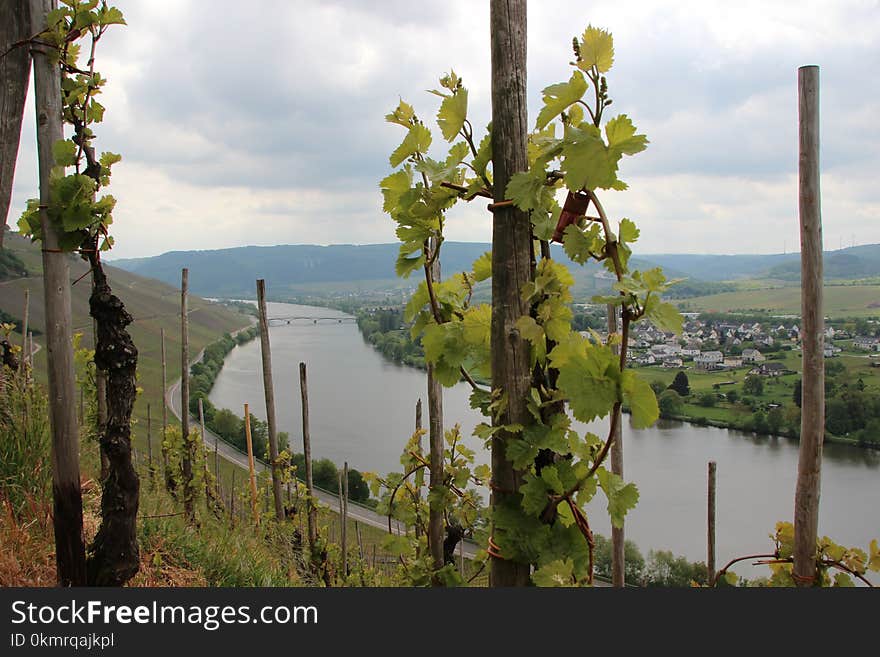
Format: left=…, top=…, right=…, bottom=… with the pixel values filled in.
left=697, top=391, right=716, bottom=407
left=346, top=468, right=370, bottom=503
left=658, top=390, right=684, bottom=417
left=645, top=550, right=707, bottom=587
left=650, top=380, right=666, bottom=396
left=726, top=390, right=739, bottom=405
left=767, top=407, right=784, bottom=435
left=743, top=374, right=764, bottom=396
left=669, top=371, right=690, bottom=397
left=792, top=378, right=802, bottom=408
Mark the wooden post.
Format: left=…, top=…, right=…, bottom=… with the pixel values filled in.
left=427, top=243, right=445, bottom=581
left=256, top=279, right=284, bottom=521
left=198, top=398, right=211, bottom=509
left=794, top=64, right=824, bottom=587
left=180, top=268, right=194, bottom=523
left=707, top=461, right=716, bottom=586
left=230, top=468, right=236, bottom=522
left=147, top=403, right=153, bottom=482
left=0, top=0, right=30, bottom=248
left=489, top=0, right=532, bottom=587
left=20, top=289, right=28, bottom=364
left=608, top=304, right=625, bottom=587
left=355, top=520, right=364, bottom=563
left=243, top=403, right=260, bottom=526
left=299, top=362, right=318, bottom=555
left=414, top=398, right=423, bottom=540
left=338, top=468, right=347, bottom=579
left=160, top=327, right=170, bottom=491
left=29, top=0, right=86, bottom=586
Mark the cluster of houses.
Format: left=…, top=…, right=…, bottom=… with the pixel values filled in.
left=593, top=315, right=877, bottom=375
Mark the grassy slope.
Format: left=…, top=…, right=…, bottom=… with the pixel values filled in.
left=676, top=283, right=880, bottom=317
left=0, top=233, right=251, bottom=457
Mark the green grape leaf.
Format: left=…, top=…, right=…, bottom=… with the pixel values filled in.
left=643, top=295, right=684, bottom=334
left=532, top=559, right=574, bottom=587
left=506, top=438, right=539, bottom=470
left=540, top=465, right=564, bottom=494
left=53, top=139, right=77, bottom=167
left=462, top=304, right=491, bottom=349
left=380, top=166, right=413, bottom=213
left=621, top=370, right=659, bottom=429
left=395, top=250, right=425, bottom=278
left=597, top=468, right=639, bottom=529
left=618, top=218, right=639, bottom=243
left=869, top=539, right=880, bottom=572
left=561, top=122, right=618, bottom=191
left=437, top=88, right=468, bottom=142
left=536, top=71, right=588, bottom=130
left=385, top=99, right=415, bottom=127
left=472, top=125, right=492, bottom=178
left=577, top=25, right=614, bottom=73
left=832, top=572, right=855, bottom=587
left=515, top=315, right=546, bottom=364
left=390, top=123, right=432, bottom=167
left=381, top=533, right=412, bottom=557
left=605, top=114, right=648, bottom=157
left=97, top=5, right=126, bottom=25
left=520, top=473, right=551, bottom=517
left=472, top=250, right=492, bottom=282
left=506, top=168, right=553, bottom=212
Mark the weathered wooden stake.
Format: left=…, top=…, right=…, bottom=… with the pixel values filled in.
left=198, top=397, right=212, bottom=509
left=243, top=403, right=259, bottom=526
left=160, top=327, right=171, bottom=492
left=794, top=64, right=824, bottom=587
left=147, top=403, right=153, bottom=483
left=338, top=469, right=347, bottom=579
left=299, top=362, right=318, bottom=555
left=489, top=0, right=532, bottom=587
left=30, top=0, right=86, bottom=586
left=414, top=398, right=423, bottom=540
left=707, top=460, right=716, bottom=586
left=20, top=289, right=28, bottom=363
left=0, top=0, right=31, bottom=248
left=180, top=268, right=194, bottom=523
left=256, top=279, right=284, bottom=521
left=608, top=304, right=625, bottom=587
left=427, top=242, right=444, bottom=581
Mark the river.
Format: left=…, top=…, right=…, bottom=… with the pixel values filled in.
left=210, top=302, right=880, bottom=574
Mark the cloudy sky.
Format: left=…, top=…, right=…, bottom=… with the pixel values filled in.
left=7, top=0, right=880, bottom=259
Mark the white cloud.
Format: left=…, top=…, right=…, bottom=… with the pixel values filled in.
left=6, top=0, right=880, bottom=260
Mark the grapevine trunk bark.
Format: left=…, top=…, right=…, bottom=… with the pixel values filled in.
left=85, top=254, right=140, bottom=586
left=30, top=0, right=87, bottom=587
left=489, top=0, right=532, bottom=587
left=0, top=0, right=31, bottom=247
left=427, top=245, right=445, bottom=581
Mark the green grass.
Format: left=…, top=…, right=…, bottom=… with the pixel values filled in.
left=676, top=283, right=880, bottom=318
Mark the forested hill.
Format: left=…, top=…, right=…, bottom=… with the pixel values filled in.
left=110, top=241, right=880, bottom=299
left=109, top=242, right=690, bottom=299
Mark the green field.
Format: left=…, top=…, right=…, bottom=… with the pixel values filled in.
left=676, top=283, right=880, bottom=317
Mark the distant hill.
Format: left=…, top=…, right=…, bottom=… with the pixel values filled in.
left=109, top=242, right=687, bottom=300
left=109, top=241, right=880, bottom=299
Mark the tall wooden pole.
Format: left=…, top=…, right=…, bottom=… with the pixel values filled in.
left=180, top=268, right=194, bottom=523
left=338, top=467, right=348, bottom=579
left=489, top=0, right=532, bottom=587
left=415, top=398, right=423, bottom=540
left=243, top=403, right=259, bottom=526
left=0, top=0, right=31, bottom=247
left=707, top=461, right=716, bottom=585
left=256, top=279, right=284, bottom=521
left=427, top=245, right=445, bottom=580
left=29, top=0, right=86, bottom=586
left=160, top=327, right=171, bottom=492
left=147, top=403, right=153, bottom=482
left=20, top=289, right=28, bottom=362
left=794, top=64, right=824, bottom=587
left=198, top=398, right=211, bottom=509
left=299, top=362, right=318, bottom=554
left=608, top=304, right=625, bottom=587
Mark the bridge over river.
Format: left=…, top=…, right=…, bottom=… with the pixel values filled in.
left=267, top=315, right=357, bottom=326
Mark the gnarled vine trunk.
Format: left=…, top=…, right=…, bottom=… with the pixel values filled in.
left=85, top=254, right=140, bottom=586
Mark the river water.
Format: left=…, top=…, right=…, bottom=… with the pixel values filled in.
left=210, top=302, right=880, bottom=572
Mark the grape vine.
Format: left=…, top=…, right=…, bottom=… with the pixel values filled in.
left=379, top=25, right=683, bottom=586
left=18, top=0, right=138, bottom=586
